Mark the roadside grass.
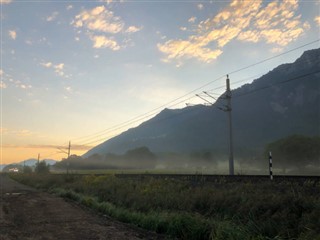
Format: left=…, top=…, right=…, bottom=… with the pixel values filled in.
left=10, top=173, right=320, bottom=240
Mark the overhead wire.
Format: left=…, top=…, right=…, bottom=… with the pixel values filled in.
left=76, top=94, right=198, bottom=146
left=45, top=39, right=320, bottom=153
left=234, top=70, right=320, bottom=98
left=107, top=69, right=320, bottom=131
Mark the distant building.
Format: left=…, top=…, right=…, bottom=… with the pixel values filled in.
left=9, top=168, right=19, bottom=173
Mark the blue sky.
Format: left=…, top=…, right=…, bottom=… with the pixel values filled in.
left=1, top=0, right=319, bottom=163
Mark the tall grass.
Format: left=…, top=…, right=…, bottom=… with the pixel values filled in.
left=10, top=174, right=320, bottom=240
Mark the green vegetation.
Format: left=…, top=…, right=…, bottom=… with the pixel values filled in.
left=11, top=174, right=320, bottom=240
left=266, top=135, right=320, bottom=173
left=22, top=165, right=33, bottom=173
left=54, top=146, right=157, bottom=170
left=35, top=160, right=50, bottom=174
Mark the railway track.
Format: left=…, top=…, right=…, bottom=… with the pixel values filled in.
left=114, top=173, right=320, bottom=183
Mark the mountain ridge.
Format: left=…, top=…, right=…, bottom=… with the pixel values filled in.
left=84, top=48, right=320, bottom=158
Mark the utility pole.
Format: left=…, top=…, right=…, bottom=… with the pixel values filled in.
left=68, top=141, right=71, bottom=158
left=67, top=141, right=71, bottom=175
left=194, top=76, right=234, bottom=175
left=36, top=153, right=40, bottom=173
left=56, top=141, right=71, bottom=175
left=226, top=75, right=234, bottom=175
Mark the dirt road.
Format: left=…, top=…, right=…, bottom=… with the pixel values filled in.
left=0, top=174, right=167, bottom=240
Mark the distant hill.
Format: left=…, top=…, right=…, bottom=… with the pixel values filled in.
left=1, top=159, right=58, bottom=172
left=84, top=48, right=320, bottom=160
left=18, top=159, right=57, bottom=166
left=1, top=159, right=57, bottom=172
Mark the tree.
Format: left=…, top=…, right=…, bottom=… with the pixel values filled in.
left=265, top=135, right=320, bottom=172
left=35, top=161, right=50, bottom=174
left=124, top=146, right=157, bottom=169
left=125, top=147, right=156, bottom=160
left=23, top=165, right=33, bottom=173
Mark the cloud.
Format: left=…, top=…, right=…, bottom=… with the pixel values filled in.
left=158, top=40, right=223, bottom=64
left=188, top=16, right=196, bottom=23
left=41, top=62, right=65, bottom=77
left=158, top=0, right=309, bottom=64
left=237, top=0, right=308, bottom=47
left=19, top=84, right=32, bottom=89
left=72, top=6, right=123, bottom=33
left=3, top=129, right=35, bottom=137
left=41, top=62, right=53, bottom=68
left=54, top=63, right=65, bottom=76
left=72, top=5, right=141, bottom=50
left=2, top=144, right=92, bottom=151
left=0, top=0, right=12, bottom=4
left=0, top=81, right=7, bottom=89
left=8, top=30, right=17, bottom=40
left=66, top=5, right=73, bottom=10
left=90, top=35, right=120, bottom=50
left=0, top=128, right=8, bottom=134
left=197, top=3, right=204, bottom=10
left=12, top=79, right=32, bottom=89
left=315, top=16, right=320, bottom=26
left=125, top=26, right=142, bottom=33
left=46, top=11, right=59, bottom=22
left=180, top=27, right=187, bottom=31
left=0, top=70, right=32, bottom=90
left=64, top=86, right=73, bottom=93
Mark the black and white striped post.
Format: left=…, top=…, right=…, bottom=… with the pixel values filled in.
left=269, top=152, right=273, bottom=180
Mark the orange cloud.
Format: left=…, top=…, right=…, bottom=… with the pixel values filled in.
left=90, top=35, right=120, bottom=50
left=73, top=6, right=123, bottom=33
left=2, top=144, right=92, bottom=151
left=0, top=0, right=12, bottom=4
left=158, top=0, right=261, bottom=64
left=158, top=0, right=309, bottom=64
left=315, top=16, right=320, bottom=26
left=41, top=62, right=66, bottom=77
left=1, top=144, right=92, bottom=164
left=72, top=5, right=141, bottom=50
left=8, top=30, right=17, bottom=40
left=158, top=39, right=223, bottom=64
left=238, top=0, right=307, bottom=47
left=1, top=128, right=34, bottom=137
left=125, top=26, right=142, bottom=33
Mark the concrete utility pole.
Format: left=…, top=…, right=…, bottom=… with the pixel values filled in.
left=68, top=141, right=71, bottom=158
left=37, top=153, right=40, bottom=165
left=194, top=76, right=235, bottom=175
left=226, top=75, right=234, bottom=175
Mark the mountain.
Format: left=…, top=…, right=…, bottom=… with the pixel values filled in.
left=1, top=159, right=58, bottom=172
left=84, top=48, right=320, bottom=159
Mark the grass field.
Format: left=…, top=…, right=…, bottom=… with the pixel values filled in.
left=11, top=173, right=320, bottom=240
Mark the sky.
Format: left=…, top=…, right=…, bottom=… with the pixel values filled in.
left=1, top=0, right=319, bottom=164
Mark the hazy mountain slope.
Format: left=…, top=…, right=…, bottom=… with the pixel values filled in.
left=84, top=48, right=320, bottom=157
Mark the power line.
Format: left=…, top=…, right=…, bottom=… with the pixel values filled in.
left=228, top=39, right=320, bottom=76
left=234, top=70, right=320, bottom=98
left=73, top=96, right=199, bottom=145
left=76, top=95, right=198, bottom=146
left=50, top=40, right=320, bottom=152
left=57, top=68, right=319, bottom=156
left=100, top=69, right=320, bottom=134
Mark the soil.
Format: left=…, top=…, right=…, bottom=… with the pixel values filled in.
left=0, top=174, right=167, bottom=240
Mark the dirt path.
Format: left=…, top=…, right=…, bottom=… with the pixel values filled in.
left=0, top=174, right=167, bottom=240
